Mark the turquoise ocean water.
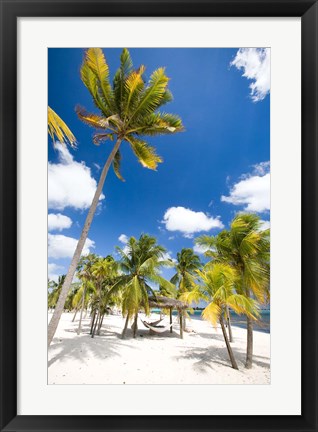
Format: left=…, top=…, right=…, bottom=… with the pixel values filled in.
left=151, top=309, right=270, bottom=334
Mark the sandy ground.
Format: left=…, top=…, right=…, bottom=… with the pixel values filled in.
left=48, top=312, right=270, bottom=385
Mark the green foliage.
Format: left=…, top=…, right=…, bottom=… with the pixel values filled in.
left=197, top=263, right=259, bottom=328
left=170, top=248, right=202, bottom=300
left=78, top=47, right=184, bottom=179
left=48, top=107, right=76, bottom=147
left=109, top=234, right=174, bottom=321
left=195, top=213, right=270, bottom=304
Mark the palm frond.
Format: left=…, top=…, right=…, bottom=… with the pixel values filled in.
left=76, top=106, right=111, bottom=129
left=48, top=107, right=76, bottom=147
left=126, top=136, right=162, bottom=170
left=84, top=48, right=115, bottom=112
left=128, top=67, right=169, bottom=124
left=113, top=48, right=134, bottom=114
left=202, top=302, right=221, bottom=328
left=227, top=294, right=260, bottom=320
left=179, top=286, right=203, bottom=305
left=123, top=66, right=145, bottom=119
left=113, top=150, right=124, bottom=181
left=93, top=133, right=115, bottom=145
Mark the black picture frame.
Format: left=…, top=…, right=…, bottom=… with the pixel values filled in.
left=0, top=0, right=317, bottom=431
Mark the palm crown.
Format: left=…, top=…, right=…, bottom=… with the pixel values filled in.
left=77, top=48, right=184, bottom=180
left=196, top=213, right=270, bottom=303
left=170, top=248, right=202, bottom=294
left=110, top=234, right=175, bottom=319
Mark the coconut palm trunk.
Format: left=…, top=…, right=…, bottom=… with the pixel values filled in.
left=47, top=138, right=122, bottom=346
left=219, top=315, right=238, bottom=370
left=97, top=313, right=104, bottom=335
left=92, top=311, right=100, bottom=338
left=77, top=287, right=86, bottom=335
left=226, top=305, right=233, bottom=342
left=133, top=313, right=138, bottom=338
left=245, top=315, right=254, bottom=369
left=90, top=310, right=97, bottom=335
left=245, top=288, right=254, bottom=368
left=122, top=315, right=130, bottom=339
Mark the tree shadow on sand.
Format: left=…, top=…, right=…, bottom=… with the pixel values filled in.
left=174, top=344, right=270, bottom=373
left=49, top=323, right=136, bottom=368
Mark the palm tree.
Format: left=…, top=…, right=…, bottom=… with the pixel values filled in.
left=171, top=248, right=202, bottom=293
left=109, top=234, right=175, bottom=339
left=48, top=106, right=76, bottom=147
left=90, top=256, right=119, bottom=337
left=48, top=48, right=183, bottom=346
left=74, top=253, right=99, bottom=334
left=193, top=263, right=259, bottom=370
left=196, top=213, right=270, bottom=368
left=48, top=275, right=66, bottom=310
left=170, top=248, right=202, bottom=328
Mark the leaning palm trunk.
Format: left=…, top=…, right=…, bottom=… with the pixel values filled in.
left=72, top=307, right=79, bottom=322
left=132, top=313, right=138, bottom=338
left=226, top=305, right=233, bottom=342
left=92, top=311, right=100, bottom=338
left=122, top=315, right=130, bottom=339
left=245, top=315, right=253, bottom=368
left=90, top=310, right=97, bottom=335
left=77, top=287, right=86, bottom=335
left=97, top=313, right=104, bottom=335
left=47, top=138, right=122, bottom=346
left=219, top=315, right=238, bottom=370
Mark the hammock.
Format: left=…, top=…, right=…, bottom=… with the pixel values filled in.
left=140, top=316, right=179, bottom=334
left=148, top=317, right=164, bottom=326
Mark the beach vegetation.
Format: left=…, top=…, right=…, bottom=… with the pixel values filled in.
left=196, top=213, right=270, bottom=368
left=108, top=234, right=175, bottom=338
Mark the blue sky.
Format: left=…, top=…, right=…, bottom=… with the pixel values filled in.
left=48, top=48, right=270, bottom=282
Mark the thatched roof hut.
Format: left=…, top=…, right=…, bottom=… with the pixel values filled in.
left=148, top=295, right=187, bottom=310
left=147, top=295, right=187, bottom=338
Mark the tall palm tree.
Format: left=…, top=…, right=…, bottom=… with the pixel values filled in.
left=185, top=263, right=259, bottom=370
left=90, top=256, right=119, bottom=337
left=109, top=234, right=175, bottom=339
left=48, top=48, right=183, bottom=346
left=170, top=248, right=202, bottom=328
left=74, top=253, right=99, bottom=334
left=196, top=213, right=270, bottom=368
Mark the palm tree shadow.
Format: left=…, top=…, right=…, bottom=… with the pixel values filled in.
left=49, top=324, right=135, bottom=368
left=174, top=344, right=270, bottom=372
left=173, top=346, right=232, bottom=372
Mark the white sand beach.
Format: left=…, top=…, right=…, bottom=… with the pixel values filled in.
left=48, top=312, right=270, bottom=385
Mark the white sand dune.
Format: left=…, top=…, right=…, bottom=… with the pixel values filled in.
left=48, top=312, right=270, bottom=385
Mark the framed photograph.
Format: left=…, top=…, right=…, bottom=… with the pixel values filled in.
left=0, top=0, right=317, bottom=431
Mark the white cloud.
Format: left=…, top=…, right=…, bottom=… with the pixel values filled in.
left=48, top=143, right=105, bottom=211
left=221, top=162, right=270, bottom=213
left=259, top=220, right=270, bottom=231
left=193, top=244, right=209, bottom=255
left=162, top=206, right=224, bottom=237
left=48, top=233, right=95, bottom=259
left=48, top=213, right=72, bottom=231
left=162, top=251, right=177, bottom=264
left=252, top=161, right=270, bottom=176
left=48, top=262, right=64, bottom=282
left=231, top=48, right=270, bottom=102
left=118, top=234, right=128, bottom=244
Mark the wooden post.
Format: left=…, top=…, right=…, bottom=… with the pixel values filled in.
left=170, top=308, right=173, bottom=333
left=179, top=310, right=183, bottom=339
